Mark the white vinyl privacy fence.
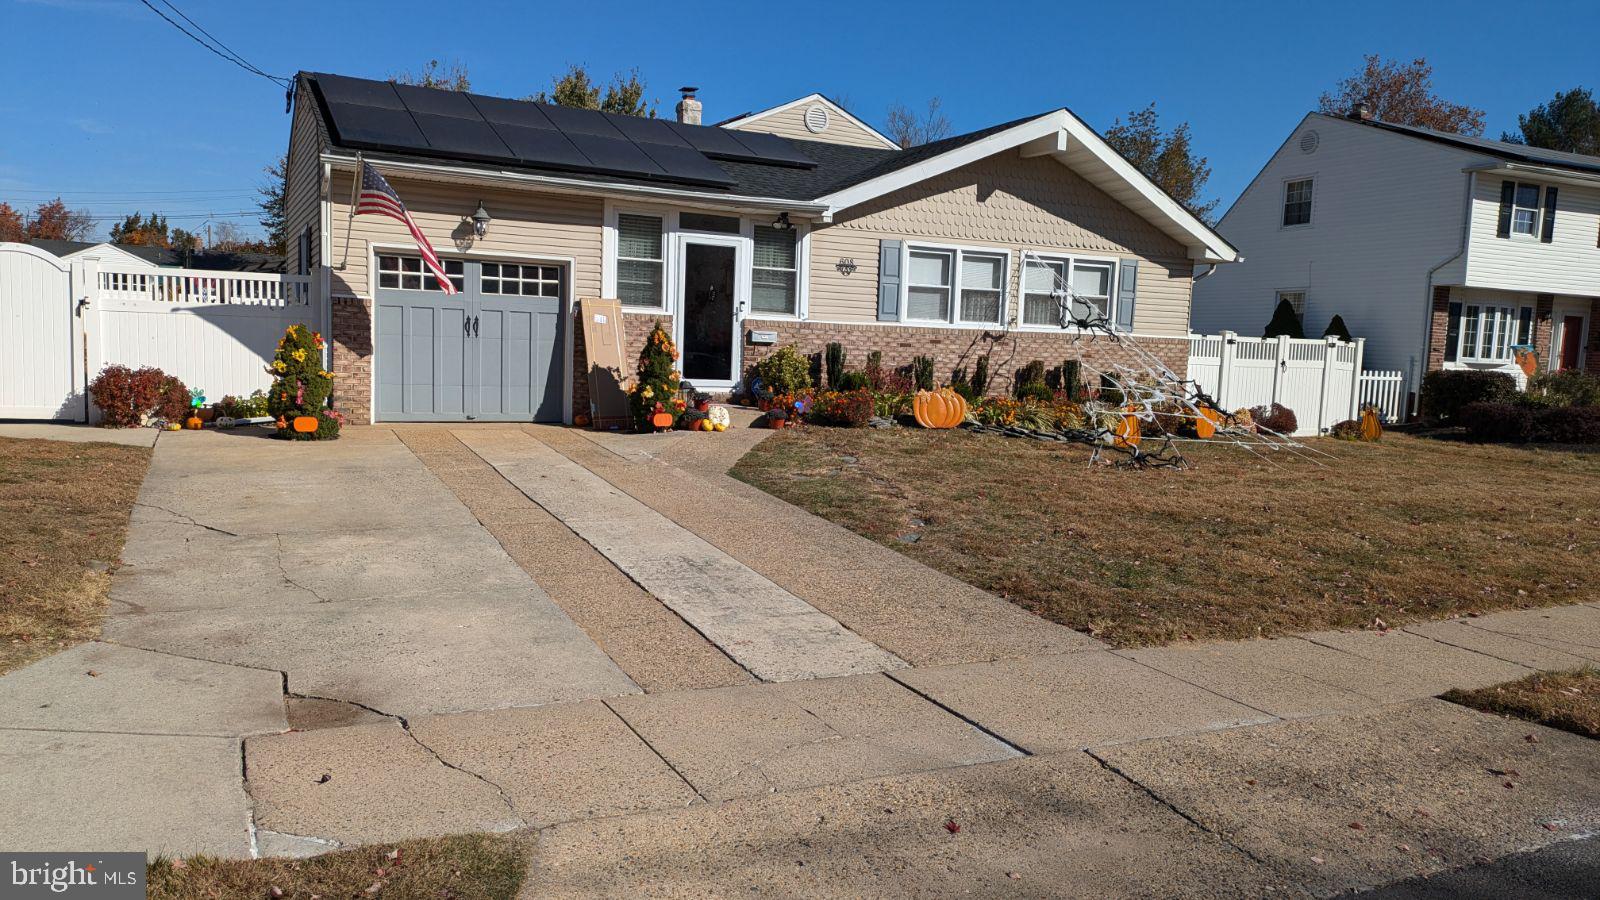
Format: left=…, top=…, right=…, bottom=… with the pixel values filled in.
left=1187, top=332, right=1408, bottom=436
left=0, top=242, right=319, bottom=422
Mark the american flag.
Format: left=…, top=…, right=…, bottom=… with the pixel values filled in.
left=354, top=160, right=457, bottom=294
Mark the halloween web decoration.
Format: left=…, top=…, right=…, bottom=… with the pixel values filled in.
left=961, top=253, right=1328, bottom=469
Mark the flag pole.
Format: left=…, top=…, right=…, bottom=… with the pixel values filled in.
left=340, top=152, right=361, bottom=271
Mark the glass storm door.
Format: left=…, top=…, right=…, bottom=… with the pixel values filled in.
left=680, top=242, right=738, bottom=383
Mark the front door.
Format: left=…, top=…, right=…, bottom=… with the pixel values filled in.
left=1559, top=315, right=1584, bottom=371
left=680, top=242, right=738, bottom=384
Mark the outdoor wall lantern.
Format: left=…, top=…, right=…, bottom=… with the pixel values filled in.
left=770, top=212, right=793, bottom=232
left=470, top=201, right=492, bottom=238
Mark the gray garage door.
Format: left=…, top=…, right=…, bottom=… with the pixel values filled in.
left=374, top=255, right=564, bottom=422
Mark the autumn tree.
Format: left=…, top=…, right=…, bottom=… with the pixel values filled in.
left=24, top=198, right=94, bottom=241
left=109, top=212, right=172, bottom=247
left=391, top=59, right=470, bottom=91
left=206, top=221, right=273, bottom=253
left=885, top=98, right=951, bottom=148
left=1318, top=55, right=1484, bottom=135
left=532, top=65, right=656, bottom=117
left=0, top=203, right=24, bottom=242
left=1502, top=87, right=1600, bottom=155
left=259, top=153, right=288, bottom=254
left=1104, top=103, right=1218, bottom=223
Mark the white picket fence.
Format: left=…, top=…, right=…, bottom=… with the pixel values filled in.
left=0, top=242, right=319, bottom=422
left=1357, top=370, right=1409, bottom=423
left=1187, top=332, right=1398, bottom=436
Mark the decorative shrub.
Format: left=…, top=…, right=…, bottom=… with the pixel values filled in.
left=911, top=355, right=935, bottom=392
left=972, top=354, right=991, bottom=397
left=808, top=389, right=874, bottom=427
left=87, top=365, right=163, bottom=427
left=1322, top=315, right=1353, bottom=341
left=1459, top=401, right=1535, bottom=443
left=1534, top=405, right=1600, bottom=443
left=824, top=342, right=846, bottom=389
left=219, top=389, right=270, bottom=418
left=155, top=376, right=192, bottom=423
left=268, top=323, right=337, bottom=440
left=837, top=370, right=871, bottom=391
left=1012, top=401, right=1055, bottom=431
left=1013, top=360, right=1047, bottom=400
left=628, top=322, right=684, bottom=432
left=1059, top=359, right=1086, bottom=402
left=973, top=396, right=1021, bottom=426
left=1526, top=369, right=1600, bottom=408
left=1249, top=402, right=1298, bottom=434
left=1051, top=398, right=1087, bottom=430
left=1419, top=370, right=1517, bottom=423
left=1263, top=298, right=1305, bottom=339
left=865, top=350, right=885, bottom=390
left=754, top=345, right=811, bottom=396
left=949, top=366, right=976, bottom=402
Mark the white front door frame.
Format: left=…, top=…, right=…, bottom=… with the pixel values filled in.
left=1552, top=297, right=1591, bottom=372
left=672, top=231, right=748, bottom=391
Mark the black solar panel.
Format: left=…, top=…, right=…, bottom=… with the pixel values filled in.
left=392, top=83, right=480, bottom=120
left=309, top=73, right=811, bottom=189
left=411, top=112, right=513, bottom=160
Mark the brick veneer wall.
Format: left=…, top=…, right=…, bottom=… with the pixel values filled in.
left=572, top=311, right=673, bottom=418
left=740, top=320, right=1189, bottom=396
left=330, top=297, right=373, bottom=423
left=1425, top=285, right=1453, bottom=373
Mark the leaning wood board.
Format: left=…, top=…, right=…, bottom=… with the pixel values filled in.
left=578, top=298, right=630, bottom=430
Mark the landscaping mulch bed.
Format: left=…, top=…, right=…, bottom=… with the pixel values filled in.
left=148, top=833, right=531, bottom=900
left=731, top=428, right=1600, bottom=647
left=0, top=436, right=150, bottom=673
left=1445, top=668, right=1600, bottom=740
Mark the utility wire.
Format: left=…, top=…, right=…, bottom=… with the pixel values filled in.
left=137, top=0, right=291, bottom=88
left=155, top=0, right=285, bottom=85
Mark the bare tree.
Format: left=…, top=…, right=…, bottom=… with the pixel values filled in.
left=885, top=98, right=952, bottom=148
left=390, top=59, right=470, bottom=91
left=1317, top=55, right=1484, bottom=135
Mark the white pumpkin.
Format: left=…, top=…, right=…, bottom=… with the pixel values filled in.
left=707, top=406, right=731, bottom=428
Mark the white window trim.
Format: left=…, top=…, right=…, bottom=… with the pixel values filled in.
left=742, top=216, right=810, bottom=323
left=1015, top=250, right=1122, bottom=333
left=605, top=206, right=670, bottom=312
left=1456, top=301, right=1532, bottom=364
left=900, top=242, right=1012, bottom=329
left=1281, top=175, right=1315, bottom=229
left=1507, top=181, right=1544, bottom=241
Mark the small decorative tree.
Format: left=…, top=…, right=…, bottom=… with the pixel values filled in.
left=267, top=323, right=340, bottom=440
left=1263, top=298, right=1305, bottom=339
left=1322, top=314, right=1353, bottom=342
left=628, top=322, right=683, bottom=432
left=824, top=342, right=846, bottom=389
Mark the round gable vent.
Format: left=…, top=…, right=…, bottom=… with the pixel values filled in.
left=1300, top=130, right=1320, bottom=154
left=804, top=104, right=830, bottom=133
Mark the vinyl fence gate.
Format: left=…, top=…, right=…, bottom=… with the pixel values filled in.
left=1186, top=332, right=1409, bottom=436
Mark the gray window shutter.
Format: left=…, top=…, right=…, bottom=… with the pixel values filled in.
left=1496, top=181, right=1515, bottom=238
left=877, top=239, right=902, bottom=321
left=1115, top=259, right=1139, bottom=332
left=1541, top=186, right=1558, bottom=243
left=1444, top=302, right=1462, bottom=362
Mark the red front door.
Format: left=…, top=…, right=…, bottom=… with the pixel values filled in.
left=1559, top=316, right=1584, bottom=370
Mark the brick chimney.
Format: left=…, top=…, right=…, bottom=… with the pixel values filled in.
left=676, top=87, right=702, bottom=125
left=1348, top=98, right=1374, bottom=121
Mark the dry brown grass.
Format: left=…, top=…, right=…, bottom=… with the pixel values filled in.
left=1445, top=668, right=1600, bottom=739
left=0, top=436, right=150, bottom=673
left=731, top=428, right=1600, bottom=647
left=148, top=832, right=531, bottom=900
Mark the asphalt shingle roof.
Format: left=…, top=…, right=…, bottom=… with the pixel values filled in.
left=1345, top=115, right=1600, bottom=176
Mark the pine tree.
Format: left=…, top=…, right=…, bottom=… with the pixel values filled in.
left=628, top=323, right=683, bottom=431
left=1263, top=299, right=1305, bottom=339
left=1322, top=315, right=1353, bottom=342
left=267, top=323, right=340, bottom=440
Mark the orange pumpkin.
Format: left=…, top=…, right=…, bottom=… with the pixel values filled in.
left=292, top=415, right=319, bottom=433
left=913, top=388, right=968, bottom=429
left=1112, top=413, right=1141, bottom=448
left=1194, top=407, right=1222, bottom=439
left=184, top=415, right=203, bottom=431
left=651, top=411, right=674, bottom=430
left=1359, top=407, right=1383, bottom=442
left=573, top=413, right=591, bottom=428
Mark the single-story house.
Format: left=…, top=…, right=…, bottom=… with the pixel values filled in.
left=32, top=239, right=287, bottom=273
left=1193, top=104, right=1600, bottom=390
left=282, top=72, right=1238, bottom=424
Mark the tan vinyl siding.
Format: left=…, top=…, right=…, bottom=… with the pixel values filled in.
left=727, top=102, right=893, bottom=149
left=283, top=81, right=324, bottom=274
left=326, top=171, right=603, bottom=298
left=806, top=151, right=1194, bottom=334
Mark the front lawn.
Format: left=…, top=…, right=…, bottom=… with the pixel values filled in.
left=731, top=429, right=1599, bottom=647
left=0, top=436, right=151, bottom=673
left=1445, top=668, right=1600, bottom=739
left=148, top=833, right=530, bottom=900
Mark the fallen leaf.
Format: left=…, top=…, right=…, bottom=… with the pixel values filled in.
left=85, top=670, right=100, bottom=677
left=1309, top=856, right=1324, bottom=865
left=269, top=887, right=284, bottom=899
left=386, top=849, right=401, bottom=861
left=170, top=859, right=187, bottom=870
left=1397, top=844, right=1411, bottom=852
left=1245, top=779, right=1257, bottom=786
left=944, top=820, right=961, bottom=834
left=315, top=773, right=332, bottom=784
left=365, top=882, right=382, bottom=894
left=1525, top=734, right=1541, bottom=744
left=1349, top=822, right=1364, bottom=830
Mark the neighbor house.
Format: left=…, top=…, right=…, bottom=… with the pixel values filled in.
left=282, top=72, right=1237, bottom=424
left=1194, top=104, right=1600, bottom=393
left=32, top=239, right=287, bottom=273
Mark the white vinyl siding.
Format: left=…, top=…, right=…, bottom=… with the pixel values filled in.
left=751, top=227, right=798, bottom=315
left=616, top=214, right=665, bottom=308
left=1465, top=176, right=1600, bottom=297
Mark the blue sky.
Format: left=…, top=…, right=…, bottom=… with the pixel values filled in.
left=7, top=0, right=1597, bottom=240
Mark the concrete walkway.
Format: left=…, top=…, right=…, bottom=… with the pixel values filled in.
left=0, top=418, right=1597, bottom=896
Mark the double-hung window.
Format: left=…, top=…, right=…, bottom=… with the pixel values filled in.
left=1510, top=183, right=1542, bottom=237
left=615, top=213, right=664, bottom=308
left=751, top=227, right=798, bottom=316
left=1282, top=178, right=1313, bottom=226
left=1021, top=256, right=1116, bottom=327
left=905, top=247, right=1007, bottom=326
left=1457, top=303, right=1531, bottom=362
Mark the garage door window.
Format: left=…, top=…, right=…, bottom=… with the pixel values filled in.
left=377, top=255, right=464, bottom=292
left=483, top=263, right=562, bottom=297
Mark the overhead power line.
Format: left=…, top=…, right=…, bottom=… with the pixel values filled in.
left=2, top=187, right=260, bottom=196
left=137, top=0, right=291, bottom=89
